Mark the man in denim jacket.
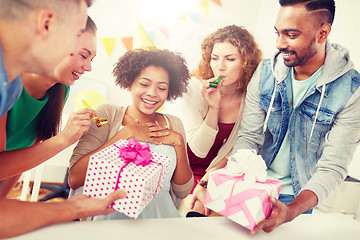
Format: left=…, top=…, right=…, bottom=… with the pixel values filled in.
left=231, top=0, right=360, bottom=234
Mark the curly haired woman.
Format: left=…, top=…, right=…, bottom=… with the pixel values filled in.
left=178, top=25, right=262, bottom=216
left=68, top=49, right=194, bottom=219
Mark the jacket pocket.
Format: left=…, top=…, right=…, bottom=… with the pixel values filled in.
left=298, top=102, right=335, bottom=157
left=260, top=94, right=283, bottom=137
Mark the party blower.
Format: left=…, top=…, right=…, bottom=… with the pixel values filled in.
left=81, top=99, right=108, bottom=127
left=209, top=76, right=222, bottom=88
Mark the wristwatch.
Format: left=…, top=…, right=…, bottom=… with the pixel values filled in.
left=197, top=179, right=208, bottom=188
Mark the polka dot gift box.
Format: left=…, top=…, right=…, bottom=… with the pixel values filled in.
left=83, top=138, right=170, bottom=219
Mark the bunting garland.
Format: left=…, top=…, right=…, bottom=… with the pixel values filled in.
left=101, top=37, right=116, bottom=57
left=132, top=21, right=157, bottom=50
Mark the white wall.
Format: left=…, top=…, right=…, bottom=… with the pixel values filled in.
left=53, top=0, right=359, bottom=183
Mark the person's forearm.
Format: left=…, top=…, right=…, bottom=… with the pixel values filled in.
left=286, top=190, right=318, bottom=222
left=0, top=190, right=125, bottom=239
left=203, top=106, right=219, bottom=131
left=0, top=175, right=21, bottom=198
left=0, top=134, right=69, bottom=180
left=187, top=122, right=218, bottom=158
left=0, top=199, right=79, bottom=239
left=172, top=141, right=193, bottom=185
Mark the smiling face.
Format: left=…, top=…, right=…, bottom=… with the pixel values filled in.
left=210, top=41, right=243, bottom=88
left=275, top=5, right=322, bottom=68
left=129, top=65, right=169, bottom=116
left=53, top=30, right=96, bottom=86
left=32, top=0, right=88, bottom=77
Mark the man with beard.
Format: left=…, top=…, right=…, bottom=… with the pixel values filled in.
left=230, top=0, right=360, bottom=234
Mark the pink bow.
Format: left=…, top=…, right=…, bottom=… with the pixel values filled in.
left=118, top=138, right=153, bottom=166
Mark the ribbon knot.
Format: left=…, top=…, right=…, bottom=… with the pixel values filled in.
left=118, top=138, right=153, bottom=166
left=226, top=149, right=267, bottom=183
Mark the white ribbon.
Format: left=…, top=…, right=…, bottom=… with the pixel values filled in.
left=226, top=149, right=267, bottom=183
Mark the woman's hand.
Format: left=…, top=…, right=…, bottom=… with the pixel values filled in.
left=58, top=108, right=96, bottom=147
left=154, top=125, right=183, bottom=147
left=201, top=76, right=223, bottom=110
left=119, top=121, right=170, bottom=145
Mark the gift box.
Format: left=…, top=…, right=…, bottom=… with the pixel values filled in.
left=83, top=138, right=170, bottom=219
left=204, top=149, right=282, bottom=230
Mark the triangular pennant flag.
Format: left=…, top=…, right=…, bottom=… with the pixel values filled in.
left=211, top=0, right=222, bottom=7
left=199, top=0, right=209, bottom=16
left=160, top=26, right=170, bottom=39
left=101, top=37, right=116, bottom=57
left=133, top=21, right=157, bottom=50
left=187, top=12, right=200, bottom=23
left=121, top=37, right=133, bottom=51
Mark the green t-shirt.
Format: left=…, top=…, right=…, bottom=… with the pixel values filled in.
left=267, top=66, right=323, bottom=195
left=6, top=84, right=70, bottom=151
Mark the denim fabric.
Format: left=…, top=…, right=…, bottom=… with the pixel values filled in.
left=278, top=194, right=312, bottom=214
left=0, top=45, right=23, bottom=118
left=258, top=58, right=360, bottom=198
left=233, top=41, right=360, bottom=204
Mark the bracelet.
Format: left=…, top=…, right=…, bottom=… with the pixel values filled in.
left=197, top=179, right=208, bottom=188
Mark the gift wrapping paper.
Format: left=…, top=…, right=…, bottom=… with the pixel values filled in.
left=204, top=168, right=282, bottom=230
left=83, top=139, right=170, bottom=219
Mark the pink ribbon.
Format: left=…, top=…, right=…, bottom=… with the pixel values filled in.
left=118, top=138, right=153, bottom=166
left=214, top=173, right=279, bottom=230
left=111, top=139, right=164, bottom=208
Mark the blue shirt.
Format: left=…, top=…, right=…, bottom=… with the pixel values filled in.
left=0, top=44, right=23, bottom=118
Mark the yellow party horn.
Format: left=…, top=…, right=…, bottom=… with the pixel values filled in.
left=81, top=99, right=108, bottom=127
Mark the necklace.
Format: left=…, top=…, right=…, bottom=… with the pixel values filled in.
left=125, top=111, right=157, bottom=124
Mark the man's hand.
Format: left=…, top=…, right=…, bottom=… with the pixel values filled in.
left=251, top=190, right=318, bottom=234
left=67, top=190, right=126, bottom=219
left=251, top=196, right=289, bottom=234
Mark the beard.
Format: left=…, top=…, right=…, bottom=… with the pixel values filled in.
left=281, top=37, right=318, bottom=67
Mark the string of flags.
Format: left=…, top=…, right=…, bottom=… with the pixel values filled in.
left=100, top=0, right=222, bottom=56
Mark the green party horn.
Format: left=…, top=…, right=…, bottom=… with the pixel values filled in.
left=209, top=76, right=222, bottom=88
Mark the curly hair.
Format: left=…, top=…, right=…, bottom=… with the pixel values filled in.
left=192, top=25, right=262, bottom=94
left=113, top=49, right=190, bottom=101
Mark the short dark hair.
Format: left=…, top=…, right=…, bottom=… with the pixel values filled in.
left=113, top=49, right=190, bottom=101
left=279, top=0, right=335, bottom=25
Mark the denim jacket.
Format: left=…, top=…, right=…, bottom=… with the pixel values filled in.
left=232, top=41, right=360, bottom=204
